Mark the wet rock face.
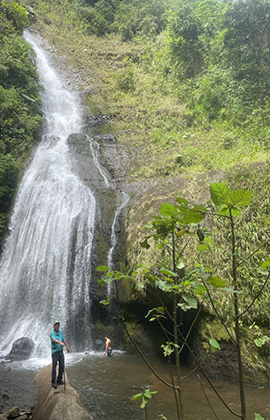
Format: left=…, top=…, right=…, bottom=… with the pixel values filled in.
left=8, top=338, right=34, bottom=361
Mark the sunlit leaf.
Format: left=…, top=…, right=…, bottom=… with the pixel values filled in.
left=176, top=228, right=187, bottom=237
left=179, top=206, right=205, bottom=224
left=197, top=243, right=208, bottom=251
left=183, top=295, right=197, bottom=309
left=226, top=189, right=253, bottom=207
left=160, top=203, right=178, bottom=218
left=177, top=261, right=185, bottom=269
left=176, top=197, right=189, bottom=205
left=261, top=258, right=270, bottom=271
left=130, top=393, right=142, bottom=401
left=210, top=183, right=231, bottom=205
left=255, top=413, right=265, bottom=420
left=160, top=267, right=178, bottom=277
left=99, top=297, right=110, bottom=306
left=209, top=338, right=221, bottom=350
left=155, top=279, right=174, bottom=291
left=219, top=205, right=242, bottom=217
left=208, top=275, right=227, bottom=288
left=96, top=265, right=110, bottom=272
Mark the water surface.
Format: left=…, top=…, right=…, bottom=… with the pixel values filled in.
left=67, top=352, right=270, bottom=420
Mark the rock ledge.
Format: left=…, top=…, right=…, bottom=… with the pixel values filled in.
left=32, top=365, right=93, bottom=420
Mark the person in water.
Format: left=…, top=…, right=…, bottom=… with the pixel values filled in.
left=50, top=321, right=70, bottom=389
left=104, top=335, right=112, bottom=357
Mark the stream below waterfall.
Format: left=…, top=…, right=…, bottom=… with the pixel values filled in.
left=1, top=352, right=270, bottom=419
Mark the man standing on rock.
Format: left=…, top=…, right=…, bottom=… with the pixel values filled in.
left=50, top=321, right=70, bottom=389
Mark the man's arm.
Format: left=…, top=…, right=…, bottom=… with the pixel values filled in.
left=53, top=338, right=65, bottom=346
left=63, top=339, right=70, bottom=353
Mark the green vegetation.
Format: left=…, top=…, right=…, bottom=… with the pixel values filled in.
left=0, top=0, right=42, bottom=246
left=27, top=0, right=269, bottom=180
left=98, top=183, right=270, bottom=420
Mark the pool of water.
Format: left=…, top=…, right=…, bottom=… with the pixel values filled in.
left=66, top=352, right=270, bottom=420
left=1, top=351, right=270, bottom=419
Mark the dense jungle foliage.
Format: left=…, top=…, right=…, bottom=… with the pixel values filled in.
left=0, top=0, right=42, bottom=246
left=71, top=0, right=270, bottom=139
left=24, top=0, right=269, bottom=179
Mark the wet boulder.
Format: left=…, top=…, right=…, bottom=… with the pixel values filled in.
left=8, top=338, right=34, bottom=361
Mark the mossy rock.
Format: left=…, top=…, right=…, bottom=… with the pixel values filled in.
left=190, top=316, right=270, bottom=386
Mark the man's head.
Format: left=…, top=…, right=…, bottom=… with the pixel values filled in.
left=54, top=322, right=60, bottom=332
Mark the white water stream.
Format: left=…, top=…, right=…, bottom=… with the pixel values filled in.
left=0, top=31, right=96, bottom=357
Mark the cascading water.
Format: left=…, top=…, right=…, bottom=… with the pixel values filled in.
left=0, top=31, right=96, bottom=357
left=87, top=137, right=129, bottom=291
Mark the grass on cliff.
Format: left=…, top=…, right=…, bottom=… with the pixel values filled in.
left=29, top=0, right=269, bottom=181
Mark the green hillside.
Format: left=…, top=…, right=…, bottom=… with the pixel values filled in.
left=27, top=0, right=270, bottom=180
left=0, top=0, right=42, bottom=245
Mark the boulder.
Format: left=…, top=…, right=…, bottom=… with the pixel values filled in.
left=32, top=365, right=93, bottom=420
left=8, top=338, right=34, bottom=361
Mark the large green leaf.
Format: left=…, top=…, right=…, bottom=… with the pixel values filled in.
left=160, top=267, right=178, bottom=277
left=179, top=206, right=205, bottom=224
left=219, top=206, right=241, bottom=217
left=155, top=279, right=174, bottom=291
left=160, top=203, right=178, bottom=218
left=208, top=275, right=226, bottom=288
left=210, top=183, right=231, bottom=205
left=183, top=295, right=198, bottom=309
left=197, top=243, right=209, bottom=251
left=226, top=189, right=253, bottom=207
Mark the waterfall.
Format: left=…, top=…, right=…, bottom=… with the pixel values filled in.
left=107, top=192, right=129, bottom=270
left=0, top=31, right=96, bottom=356
left=86, top=136, right=129, bottom=278
left=107, top=192, right=129, bottom=296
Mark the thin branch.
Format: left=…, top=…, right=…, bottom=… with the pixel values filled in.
left=178, top=237, right=192, bottom=258
left=237, top=273, right=270, bottom=319
left=203, top=211, right=230, bottom=219
left=168, top=356, right=182, bottom=420
left=178, top=328, right=242, bottom=418
left=114, top=283, right=175, bottom=390
left=198, top=374, right=220, bottom=420
left=121, top=316, right=176, bottom=389
left=180, top=354, right=209, bottom=380
left=157, top=294, right=241, bottom=418
left=158, top=323, right=176, bottom=339
left=200, top=277, right=237, bottom=345
left=179, top=304, right=202, bottom=354
left=236, top=239, right=270, bottom=270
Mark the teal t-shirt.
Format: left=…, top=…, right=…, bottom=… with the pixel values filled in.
left=50, top=329, right=64, bottom=354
